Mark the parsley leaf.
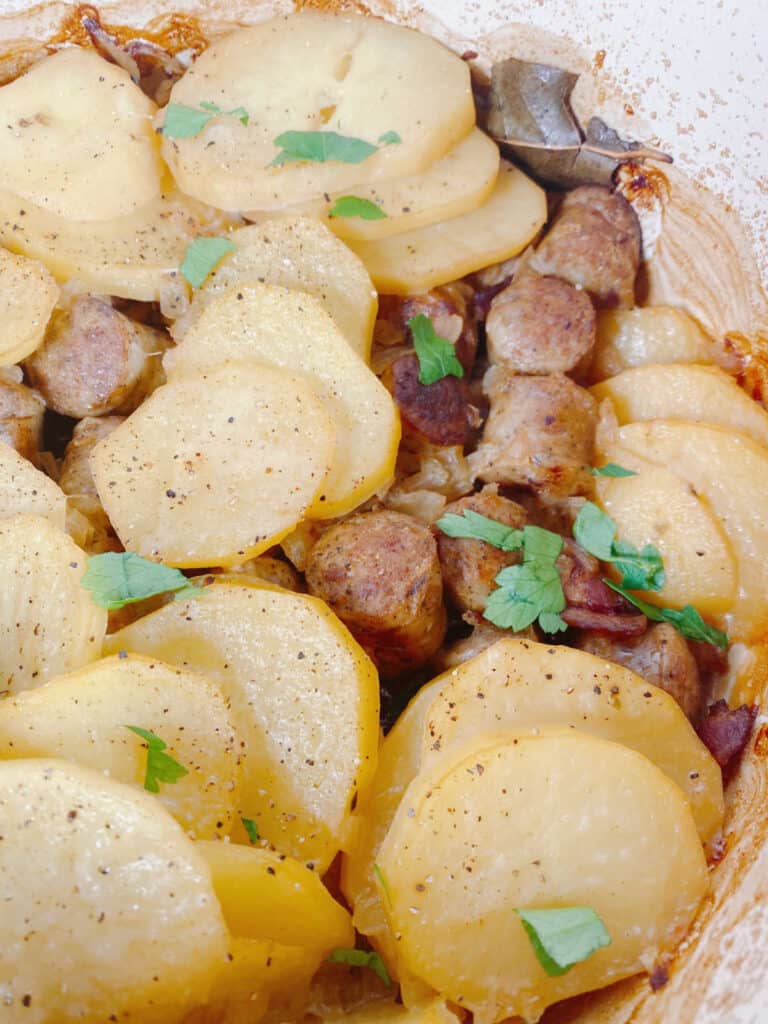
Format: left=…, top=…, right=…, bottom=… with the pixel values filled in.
left=180, top=237, right=236, bottom=288
left=162, top=102, right=249, bottom=138
left=374, top=863, right=393, bottom=908
left=241, top=817, right=260, bottom=843
left=82, top=552, right=198, bottom=610
left=590, top=463, right=638, bottom=478
left=436, top=509, right=523, bottom=551
left=516, top=907, right=610, bottom=976
left=574, top=502, right=665, bottom=591
left=328, top=949, right=390, bottom=986
left=603, top=581, right=728, bottom=648
left=270, top=130, right=379, bottom=167
left=124, top=726, right=188, bottom=793
left=408, top=313, right=465, bottom=386
left=198, top=101, right=249, bottom=126
left=484, top=525, right=567, bottom=634
left=378, top=130, right=402, bottom=145
left=328, top=195, right=387, bottom=221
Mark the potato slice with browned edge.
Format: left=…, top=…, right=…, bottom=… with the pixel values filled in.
left=104, top=582, right=379, bottom=871
left=162, top=12, right=474, bottom=210
left=321, top=999, right=459, bottom=1024
left=166, top=283, right=400, bottom=517
left=0, top=759, right=228, bottom=1023
left=0, top=514, right=105, bottom=694
left=347, top=162, right=546, bottom=294
left=0, top=653, right=241, bottom=839
left=594, top=446, right=737, bottom=614
left=0, top=440, right=66, bottom=527
left=0, top=48, right=163, bottom=221
left=592, top=363, right=768, bottom=447
left=591, top=306, right=719, bottom=381
left=0, top=247, right=58, bottom=364
left=273, top=129, right=500, bottom=242
left=378, top=730, right=708, bottom=1022
left=613, top=420, right=768, bottom=642
left=172, top=218, right=377, bottom=361
left=91, top=361, right=336, bottom=567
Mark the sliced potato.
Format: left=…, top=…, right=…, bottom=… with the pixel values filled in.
left=322, top=998, right=459, bottom=1024
left=273, top=129, right=499, bottom=242
left=172, top=218, right=377, bottom=361
left=91, top=361, right=336, bottom=567
left=0, top=246, right=58, bottom=364
left=104, top=582, right=380, bottom=871
left=0, top=758, right=228, bottom=1023
left=347, top=162, right=546, bottom=294
left=594, top=446, right=737, bottom=614
left=0, top=514, right=105, bottom=694
left=0, top=440, right=66, bottom=527
left=0, top=653, right=241, bottom=838
left=592, top=363, right=768, bottom=447
left=378, top=730, right=708, bottom=1022
left=0, top=48, right=162, bottom=221
left=196, top=841, right=353, bottom=950
left=613, top=420, right=768, bottom=641
left=166, top=283, right=400, bottom=517
left=162, top=12, right=474, bottom=210
left=591, top=306, right=718, bottom=380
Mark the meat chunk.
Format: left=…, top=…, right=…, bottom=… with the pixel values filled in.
left=578, top=623, right=704, bottom=721
left=432, top=613, right=537, bottom=672
left=305, top=509, right=446, bottom=678
left=486, top=275, right=596, bottom=375
left=376, top=284, right=477, bottom=371
left=59, top=416, right=125, bottom=552
left=469, top=369, right=598, bottom=498
left=437, top=485, right=526, bottom=613
left=388, top=354, right=473, bottom=446
left=25, top=295, right=168, bottom=419
left=558, top=539, right=648, bottom=636
left=697, top=700, right=757, bottom=776
left=0, top=374, right=44, bottom=462
left=530, top=185, right=641, bottom=307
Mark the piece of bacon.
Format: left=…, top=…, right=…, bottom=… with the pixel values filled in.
left=697, top=699, right=757, bottom=777
left=558, top=539, right=647, bottom=635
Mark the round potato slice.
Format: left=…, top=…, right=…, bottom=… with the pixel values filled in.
left=347, top=162, right=546, bottom=294
left=91, top=361, right=336, bottom=567
left=0, top=758, right=228, bottom=1023
left=322, top=998, right=459, bottom=1024
left=0, top=514, right=106, bottom=695
left=592, top=306, right=719, bottom=381
left=378, top=730, right=709, bottom=1022
left=171, top=218, right=377, bottom=361
left=0, top=48, right=162, bottom=221
left=0, top=653, right=241, bottom=839
left=104, top=582, right=380, bottom=872
left=0, top=440, right=66, bottom=528
left=162, top=12, right=474, bottom=210
left=0, top=247, right=58, bottom=364
left=166, top=283, right=400, bottom=517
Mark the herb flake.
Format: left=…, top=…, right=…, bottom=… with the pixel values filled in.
left=163, top=102, right=249, bottom=139
left=180, top=237, right=236, bottom=288
left=328, top=948, right=390, bottom=986
left=484, top=525, right=567, bottom=634
left=82, top=552, right=198, bottom=610
left=408, top=313, right=464, bottom=386
left=242, top=817, right=260, bottom=844
left=270, top=131, right=379, bottom=167
left=328, top=195, right=387, bottom=221
left=378, top=130, right=402, bottom=145
left=124, top=725, right=188, bottom=793
left=516, top=907, right=610, bottom=976
left=436, top=509, right=524, bottom=551
left=604, top=581, right=728, bottom=649
left=590, top=463, right=638, bottom=478
left=574, top=502, right=664, bottom=591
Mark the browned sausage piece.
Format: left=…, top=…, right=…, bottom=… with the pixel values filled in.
left=0, top=375, right=45, bottom=463
left=486, top=275, right=596, bottom=375
left=437, top=485, right=526, bottom=614
left=25, top=295, right=168, bottom=419
left=469, top=369, right=598, bottom=498
left=578, top=623, right=704, bottom=722
left=377, top=283, right=477, bottom=371
left=388, top=353, right=472, bottom=446
left=305, top=509, right=446, bottom=679
left=59, top=415, right=125, bottom=552
left=529, top=185, right=641, bottom=308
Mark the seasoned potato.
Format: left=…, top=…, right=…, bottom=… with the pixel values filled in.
left=591, top=306, right=718, bottom=380
left=196, top=842, right=353, bottom=950
left=0, top=440, right=66, bottom=527
left=104, top=582, right=379, bottom=871
left=0, top=514, right=105, bottom=695
left=613, top=420, right=768, bottom=641
left=167, top=284, right=399, bottom=517
left=91, top=361, right=336, bottom=567
left=0, top=654, right=241, bottom=839
left=278, top=129, right=499, bottom=241
left=0, top=48, right=162, bottom=221
left=348, top=162, right=546, bottom=294
left=162, top=12, right=474, bottom=210
left=592, top=363, right=768, bottom=447
left=594, top=447, right=737, bottom=614
left=0, top=247, right=58, bottom=365
left=321, top=998, right=459, bottom=1024
left=172, top=218, right=377, bottom=361
left=378, top=730, right=708, bottom=1022
left=0, top=759, right=228, bottom=1023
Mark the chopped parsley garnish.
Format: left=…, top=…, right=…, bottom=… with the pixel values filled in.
left=180, top=236, right=236, bottom=288
left=373, top=863, right=393, bottom=908
left=328, top=948, right=391, bottom=986
left=574, top=502, right=665, bottom=591
left=516, top=907, right=611, bottom=976
left=484, top=526, right=567, bottom=635
left=162, top=102, right=249, bottom=138
left=124, top=726, right=188, bottom=793
left=328, top=195, right=387, bottom=221
left=241, top=817, right=260, bottom=844
left=270, top=130, right=379, bottom=167
left=408, top=313, right=464, bottom=386
left=590, top=463, right=638, bottom=478
left=378, top=130, right=402, bottom=145
left=603, top=581, right=729, bottom=649
left=436, top=509, right=523, bottom=552
left=82, top=552, right=198, bottom=610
